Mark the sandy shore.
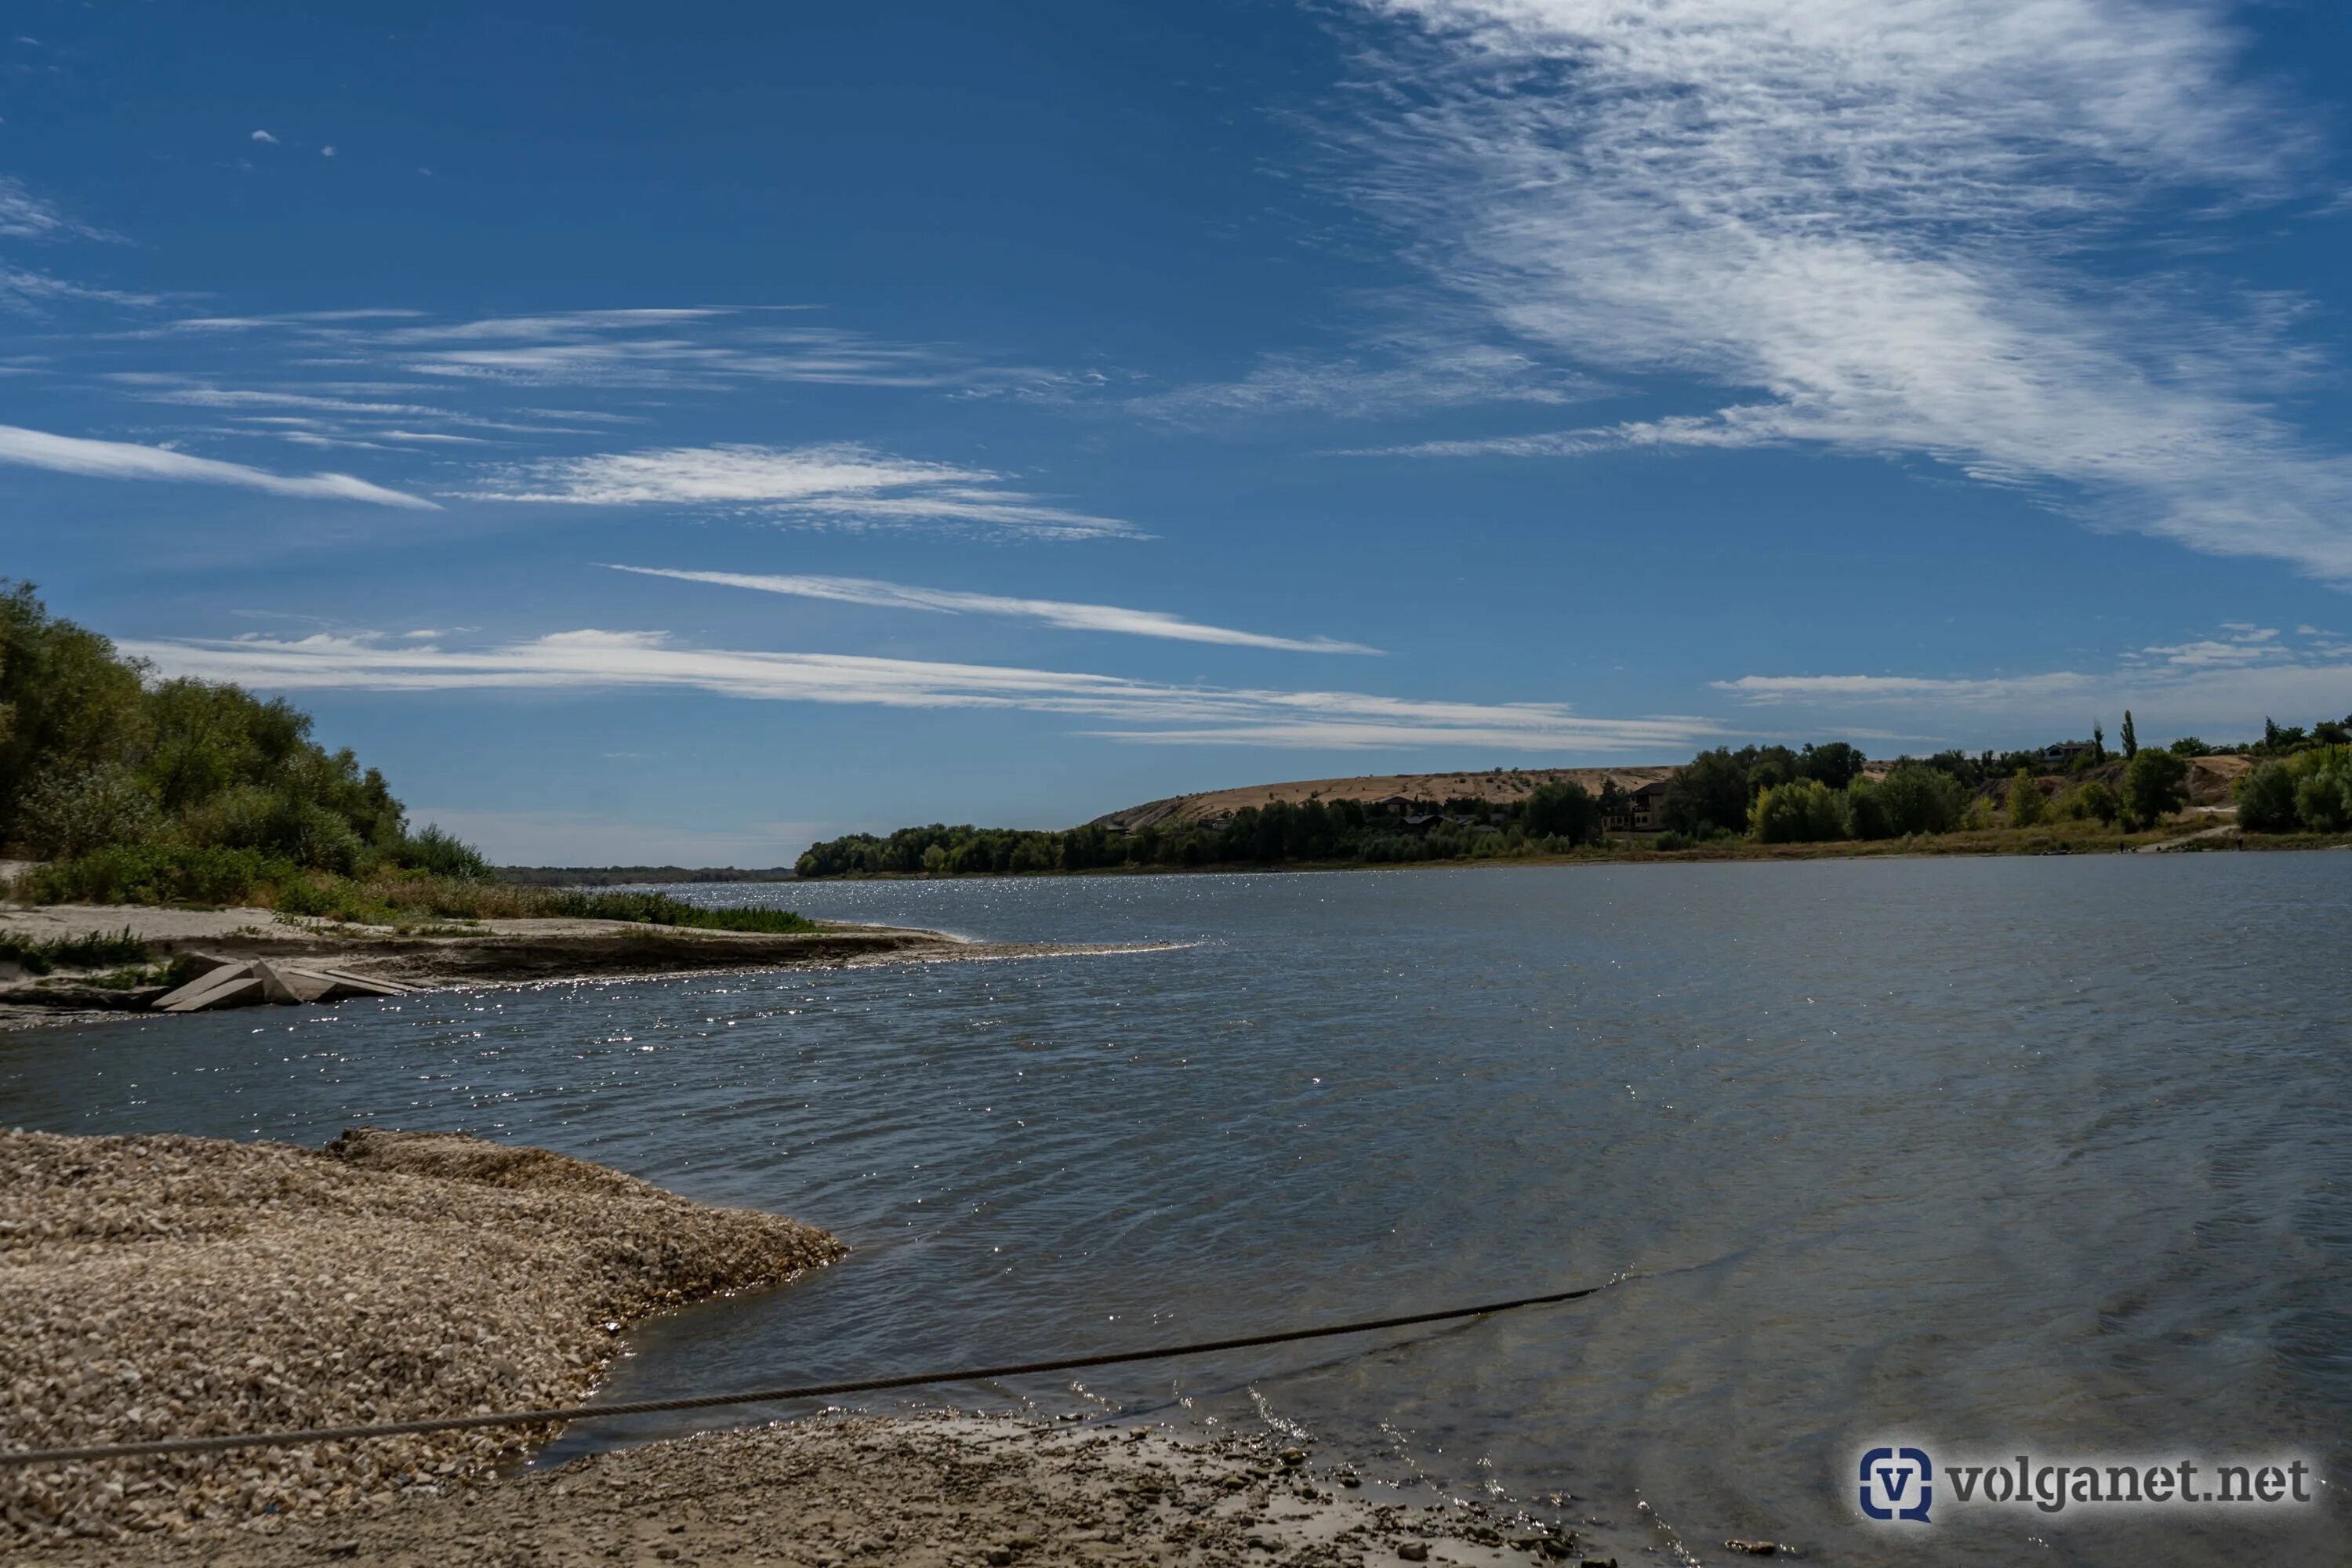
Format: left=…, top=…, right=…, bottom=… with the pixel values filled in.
left=10, top=1413, right=1611, bottom=1567
left=0, top=1128, right=842, bottom=1549
left=0, top=1132, right=1635, bottom=1567
left=0, top=906, right=1149, bottom=1029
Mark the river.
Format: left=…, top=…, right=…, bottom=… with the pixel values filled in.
left=5, top=855, right=2347, bottom=1564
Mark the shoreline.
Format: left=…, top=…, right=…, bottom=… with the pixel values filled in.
left=1, top=1131, right=1628, bottom=1567
left=792, top=823, right=2352, bottom=883
left=13, top=1412, right=1593, bottom=1567
left=0, top=906, right=1153, bottom=1030
left=0, top=1127, right=844, bottom=1551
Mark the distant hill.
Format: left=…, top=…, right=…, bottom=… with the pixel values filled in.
left=1091, top=766, right=1680, bottom=832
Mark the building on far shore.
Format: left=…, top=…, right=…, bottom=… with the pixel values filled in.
left=1602, top=779, right=1671, bottom=835
left=2040, top=741, right=2100, bottom=770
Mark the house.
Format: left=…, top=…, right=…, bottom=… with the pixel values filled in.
left=1601, top=778, right=1672, bottom=834
left=2040, top=741, right=2100, bottom=770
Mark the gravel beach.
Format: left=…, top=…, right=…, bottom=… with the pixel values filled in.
left=9, top=1413, right=1602, bottom=1567
left=0, top=1128, right=843, bottom=1549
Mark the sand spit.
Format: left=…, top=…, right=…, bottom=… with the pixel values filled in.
left=10, top=1413, right=1626, bottom=1568
left=0, top=906, right=1150, bottom=1029
left=0, top=1129, right=843, bottom=1550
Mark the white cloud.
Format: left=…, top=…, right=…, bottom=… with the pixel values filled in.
left=251, top=130, right=277, bottom=144
left=321, top=146, right=337, bottom=158
left=1714, top=624, right=2352, bottom=737
left=1141, top=340, right=1602, bottom=420
left=0, top=176, right=87, bottom=240
left=1339, top=0, right=2352, bottom=582
left=0, top=423, right=435, bottom=508
left=470, top=443, right=1137, bottom=538
left=121, top=629, right=1715, bottom=753
left=0, top=266, right=158, bottom=310
left=606, top=565, right=1380, bottom=653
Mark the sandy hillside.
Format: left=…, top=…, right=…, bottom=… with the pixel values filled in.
left=1093, top=768, right=1679, bottom=832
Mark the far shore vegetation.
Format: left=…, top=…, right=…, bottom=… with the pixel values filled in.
left=0, top=582, right=813, bottom=931
left=797, top=719, right=2352, bottom=879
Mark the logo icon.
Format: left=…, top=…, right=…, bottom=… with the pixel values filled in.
left=1860, top=1446, right=1934, bottom=1523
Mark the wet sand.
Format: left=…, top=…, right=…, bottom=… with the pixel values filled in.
left=11, top=1413, right=1605, bottom=1567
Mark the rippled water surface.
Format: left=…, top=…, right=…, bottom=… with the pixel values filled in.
left=7, top=857, right=2349, bottom=1564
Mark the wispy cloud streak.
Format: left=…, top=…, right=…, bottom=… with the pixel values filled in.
left=0, top=423, right=435, bottom=508
left=470, top=444, right=1136, bottom=538
left=123, top=630, right=1713, bottom=753
left=606, top=564, right=1379, bottom=652
left=1344, top=0, right=2352, bottom=580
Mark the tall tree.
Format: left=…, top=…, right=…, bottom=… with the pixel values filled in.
left=2120, top=710, right=2138, bottom=759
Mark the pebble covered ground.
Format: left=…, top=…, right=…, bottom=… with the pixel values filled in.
left=9, top=1412, right=1626, bottom=1567
left=0, top=1128, right=844, bottom=1549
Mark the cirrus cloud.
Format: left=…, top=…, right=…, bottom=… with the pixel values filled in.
left=121, top=628, right=1713, bottom=753
left=468, top=442, right=1138, bottom=539
left=1340, top=0, right=2352, bottom=582
left=0, top=423, right=435, bottom=508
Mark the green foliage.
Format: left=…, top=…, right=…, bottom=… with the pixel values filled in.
left=0, top=582, right=490, bottom=903
left=2120, top=710, right=2138, bottom=759
left=16, top=764, right=160, bottom=858
left=2007, top=768, right=2045, bottom=828
left=1752, top=780, right=1850, bottom=844
left=2122, top=748, right=2190, bottom=826
left=1870, top=763, right=1967, bottom=837
left=1522, top=780, right=1602, bottom=845
left=1661, top=748, right=1752, bottom=836
left=2237, top=746, right=2351, bottom=833
left=2168, top=736, right=2214, bottom=757
left=15, top=842, right=306, bottom=906
left=0, top=927, right=151, bottom=975
left=1800, top=742, right=1866, bottom=790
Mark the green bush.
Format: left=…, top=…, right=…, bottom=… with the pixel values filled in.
left=16, top=843, right=305, bottom=906
left=0, top=927, right=151, bottom=975
left=1853, top=764, right=1964, bottom=837
left=16, top=765, right=161, bottom=858
left=2007, top=768, right=2045, bottom=827
left=2122, top=749, right=2190, bottom=827
left=2234, top=746, right=2350, bottom=833
left=2232, top=763, right=2296, bottom=832
left=1753, top=779, right=1850, bottom=843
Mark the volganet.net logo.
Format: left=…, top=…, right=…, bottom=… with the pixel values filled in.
left=1857, top=1443, right=2319, bottom=1524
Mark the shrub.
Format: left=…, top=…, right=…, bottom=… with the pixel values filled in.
left=1866, top=764, right=1965, bottom=837
left=2235, top=763, right=2298, bottom=832
left=16, top=843, right=303, bottom=906
left=1752, top=780, right=1851, bottom=843
left=2122, top=749, right=2191, bottom=827
left=0, top=927, right=151, bottom=975
left=16, top=766, right=160, bottom=858
left=2075, top=780, right=2119, bottom=825
left=2007, top=768, right=2045, bottom=828
left=399, top=823, right=491, bottom=880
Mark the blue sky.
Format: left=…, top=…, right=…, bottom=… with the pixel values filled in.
left=5, top=0, right=2350, bottom=862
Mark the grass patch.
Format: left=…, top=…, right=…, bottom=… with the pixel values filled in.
left=11, top=856, right=818, bottom=935
left=0, top=928, right=153, bottom=975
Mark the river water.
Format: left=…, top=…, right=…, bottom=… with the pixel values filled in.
left=5, top=856, right=2347, bottom=1564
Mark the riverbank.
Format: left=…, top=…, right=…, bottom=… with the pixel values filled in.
left=10, top=1412, right=1604, bottom=1567
left=798, top=819, right=2352, bottom=882
left=0, top=1131, right=1613, bottom=1566
left=0, top=1128, right=844, bottom=1550
left=0, top=906, right=1145, bottom=1029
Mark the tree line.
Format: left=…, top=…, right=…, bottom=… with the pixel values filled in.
left=0, top=580, right=486, bottom=903
left=798, top=713, right=2352, bottom=877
